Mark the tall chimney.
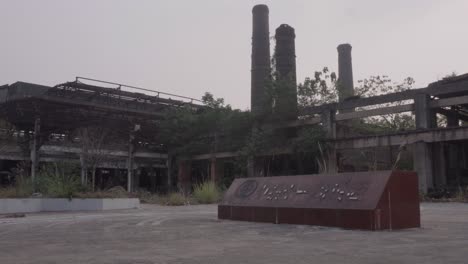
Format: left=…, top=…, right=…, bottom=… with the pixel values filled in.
left=251, top=4, right=271, bottom=115
left=337, top=43, right=355, bottom=102
left=274, top=24, right=297, bottom=119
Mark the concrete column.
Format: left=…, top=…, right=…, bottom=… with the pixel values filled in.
left=132, top=168, right=140, bottom=192
left=414, top=94, right=432, bottom=129
left=177, top=160, right=191, bottom=193
left=247, top=157, right=255, bottom=177
left=251, top=4, right=271, bottom=116
left=337, top=44, right=355, bottom=104
left=210, top=158, right=225, bottom=183
left=80, top=153, right=87, bottom=185
left=447, top=107, right=460, bottom=127
left=321, top=110, right=337, bottom=139
left=127, top=132, right=135, bottom=192
left=30, top=117, right=40, bottom=182
left=433, top=143, right=447, bottom=187
left=413, top=142, right=433, bottom=192
left=274, top=24, right=297, bottom=119
left=210, top=158, right=216, bottom=182
left=413, top=93, right=434, bottom=192
left=321, top=110, right=337, bottom=173
left=166, top=156, right=172, bottom=187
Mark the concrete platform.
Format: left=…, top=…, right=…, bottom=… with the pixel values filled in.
left=0, top=198, right=140, bottom=214
left=0, top=203, right=467, bottom=264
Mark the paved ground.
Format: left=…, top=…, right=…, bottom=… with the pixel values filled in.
left=0, top=203, right=467, bottom=264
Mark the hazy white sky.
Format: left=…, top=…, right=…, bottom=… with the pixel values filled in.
left=1, top=0, right=467, bottom=109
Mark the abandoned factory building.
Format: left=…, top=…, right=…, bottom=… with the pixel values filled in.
left=1, top=4, right=468, bottom=193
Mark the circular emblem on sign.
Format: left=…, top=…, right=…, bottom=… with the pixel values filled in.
left=236, top=180, right=258, bottom=198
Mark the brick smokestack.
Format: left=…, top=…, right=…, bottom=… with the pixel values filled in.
left=337, top=43, right=355, bottom=102
left=251, top=4, right=271, bottom=115
left=274, top=24, right=298, bottom=119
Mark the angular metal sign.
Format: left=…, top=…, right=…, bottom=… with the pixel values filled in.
left=218, top=171, right=420, bottom=230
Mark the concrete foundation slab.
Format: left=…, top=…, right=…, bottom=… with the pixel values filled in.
left=0, top=198, right=139, bottom=214
left=0, top=203, right=467, bottom=264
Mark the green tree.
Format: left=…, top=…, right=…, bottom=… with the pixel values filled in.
left=297, top=67, right=338, bottom=107
left=298, top=67, right=416, bottom=131
left=157, top=92, right=253, bottom=157
left=356, top=75, right=415, bottom=131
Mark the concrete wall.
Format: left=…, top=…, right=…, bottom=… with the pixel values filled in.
left=0, top=198, right=139, bottom=214
left=0, top=199, right=42, bottom=214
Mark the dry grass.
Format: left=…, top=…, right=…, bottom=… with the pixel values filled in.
left=138, top=191, right=190, bottom=206
left=138, top=191, right=166, bottom=204
left=74, top=186, right=135, bottom=199
left=193, top=181, right=221, bottom=204
left=421, top=187, right=468, bottom=203
left=165, top=192, right=188, bottom=206
left=0, top=187, right=18, bottom=198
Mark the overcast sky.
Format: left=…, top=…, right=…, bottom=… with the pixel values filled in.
left=1, top=0, right=467, bottom=109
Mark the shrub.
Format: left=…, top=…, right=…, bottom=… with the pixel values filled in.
left=0, top=177, right=33, bottom=199
left=16, top=180, right=34, bottom=197
left=166, top=192, right=186, bottom=206
left=37, top=162, right=81, bottom=198
left=0, top=187, right=17, bottom=198
left=74, top=191, right=132, bottom=199
left=8, top=162, right=34, bottom=197
left=137, top=191, right=165, bottom=204
left=454, top=186, right=468, bottom=202
left=193, top=181, right=221, bottom=204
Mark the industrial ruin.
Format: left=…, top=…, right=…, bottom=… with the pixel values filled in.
left=184, top=4, right=468, bottom=194
left=1, top=4, right=468, bottom=195
left=0, top=78, right=204, bottom=192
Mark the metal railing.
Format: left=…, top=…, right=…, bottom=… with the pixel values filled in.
left=75, top=77, right=204, bottom=105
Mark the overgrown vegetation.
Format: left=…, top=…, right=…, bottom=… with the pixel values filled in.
left=0, top=162, right=34, bottom=198
left=150, top=66, right=425, bottom=180
left=2, top=65, right=463, bottom=202
left=36, top=162, right=81, bottom=198
left=137, top=191, right=188, bottom=206
left=298, top=67, right=417, bottom=132
left=0, top=187, right=17, bottom=198
left=193, top=181, right=221, bottom=204
left=421, top=186, right=468, bottom=203
left=165, top=192, right=188, bottom=206
left=74, top=186, right=132, bottom=199
left=0, top=162, right=133, bottom=199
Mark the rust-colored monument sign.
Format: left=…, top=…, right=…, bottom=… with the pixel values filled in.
left=218, top=171, right=420, bottom=230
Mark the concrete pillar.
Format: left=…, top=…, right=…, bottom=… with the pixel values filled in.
left=166, top=156, right=172, bottom=187
left=413, top=93, right=434, bottom=192
left=127, top=132, right=135, bottom=192
left=247, top=157, right=255, bottom=177
left=210, top=158, right=217, bottom=182
left=132, top=168, right=140, bottom=192
left=433, top=143, right=447, bottom=187
left=80, top=153, right=87, bottom=185
left=337, top=44, right=355, bottom=104
left=413, top=142, right=433, bottom=192
left=321, top=110, right=337, bottom=173
left=414, top=94, right=432, bottom=129
left=251, top=4, right=271, bottom=116
left=177, top=160, right=191, bottom=193
left=274, top=24, right=297, bottom=119
left=30, top=117, right=40, bottom=182
left=321, top=110, right=337, bottom=139
left=327, top=147, right=338, bottom=173
left=447, top=107, right=460, bottom=127
left=210, top=158, right=225, bottom=183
